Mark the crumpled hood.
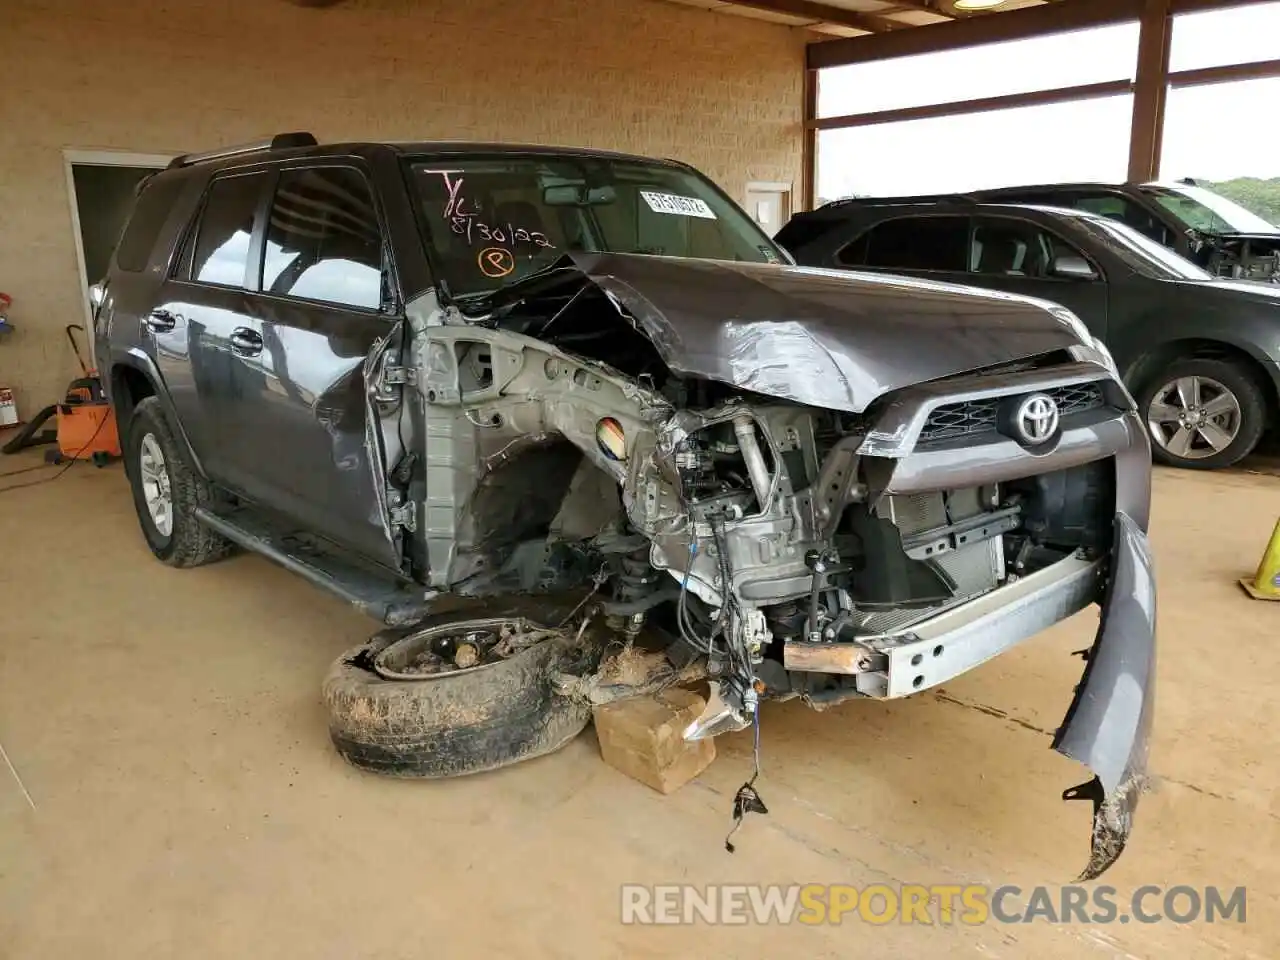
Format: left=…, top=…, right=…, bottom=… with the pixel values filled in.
left=563, top=253, right=1087, bottom=413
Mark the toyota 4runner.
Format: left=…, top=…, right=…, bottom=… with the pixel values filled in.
left=95, top=133, right=1156, bottom=879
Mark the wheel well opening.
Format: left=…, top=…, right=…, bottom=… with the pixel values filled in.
left=463, top=438, right=594, bottom=558
left=1126, top=339, right=1278, bottom=417
left=110, top=365, right=156, bottom=426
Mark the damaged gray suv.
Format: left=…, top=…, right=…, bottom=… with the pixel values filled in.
left=95, top=134, right=1156, bottom=879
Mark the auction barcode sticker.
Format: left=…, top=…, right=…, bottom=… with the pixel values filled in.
left=640, top=191, right=717, bottom=219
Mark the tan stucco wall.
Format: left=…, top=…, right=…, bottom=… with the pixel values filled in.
left=0, top=0, right=803, bottom=415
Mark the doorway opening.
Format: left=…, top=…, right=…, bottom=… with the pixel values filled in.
left=745, top=181, right=793, bottom=238
left=63, top=150, right=174, bottom=329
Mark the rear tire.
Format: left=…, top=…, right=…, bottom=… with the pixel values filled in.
left=323, top=611, right=600, bottom=779
left=123, top=396, right=233, bottom=567
left=1137, top=358, right=1267, bottom=470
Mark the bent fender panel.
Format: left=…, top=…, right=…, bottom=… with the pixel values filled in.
left=1053, top=511, right=1157, bottom=879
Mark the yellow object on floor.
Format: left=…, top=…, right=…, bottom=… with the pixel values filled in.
left=1240, top=518, right=1280, bottom=601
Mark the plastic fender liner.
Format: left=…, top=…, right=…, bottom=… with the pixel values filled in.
left=1053, top=511, right=1157, bottom=881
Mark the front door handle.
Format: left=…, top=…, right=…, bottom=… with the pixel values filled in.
left=144, top=309, right=178, bottom=333
left=229, top=327, right=264, bottom=357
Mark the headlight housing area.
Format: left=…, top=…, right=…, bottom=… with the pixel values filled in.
left=1067, top=338, right=1122, bottom=378
left=1089, top=336, right=1120, bottom=378
left=1048, top=304, right=1093, bottom=346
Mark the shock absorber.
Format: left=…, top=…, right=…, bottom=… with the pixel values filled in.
left=611, top=542, right=661, bottom=639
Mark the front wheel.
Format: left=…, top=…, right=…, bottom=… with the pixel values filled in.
left=323, top=613, right=601, bottom=778
left=1137, top=358, right=1268, bottom=470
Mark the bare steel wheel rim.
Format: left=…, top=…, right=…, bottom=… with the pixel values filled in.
left=138, top=433, right=174, bottom=537
left=1146, top=375, right=1242, bottom=460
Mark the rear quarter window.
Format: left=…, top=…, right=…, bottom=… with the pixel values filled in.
left=839, top=215, right=970, bottom=271
left=774, top=215, right=841, bottom=255
left=115, top=174, right=187, bottom=273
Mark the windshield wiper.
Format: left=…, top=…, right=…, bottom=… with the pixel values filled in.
left=449, top=256, right=587, bottom=318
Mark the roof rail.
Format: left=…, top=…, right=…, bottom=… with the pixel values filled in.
left=822, top=192, right=979, bottom=210
left=167, top=132, right=318, bottom=169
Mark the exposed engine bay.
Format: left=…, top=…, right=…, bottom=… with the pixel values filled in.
left=403, top=255, right=1113, bottom=730
left=1194, top=231, right=1280, bottom=283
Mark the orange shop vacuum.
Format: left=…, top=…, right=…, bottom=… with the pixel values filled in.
left=0, top=324, right=121, bottom=466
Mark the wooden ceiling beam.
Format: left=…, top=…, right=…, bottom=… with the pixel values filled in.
left=882, top=0, right=957, bottom=18
left=808, top=0, right=1145, bottom=68
left=717, top=0, right=906, bottom=32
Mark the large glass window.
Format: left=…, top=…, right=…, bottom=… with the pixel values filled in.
left=817, top=95, right=1133, bottom=203
left=408, top=154, right=781, bottom=302
left=262, top=167, right=385, bottom=310
left=1160, top=77, right=1280, bottom=228
left=1170, top=1, right=1280, bottom=72
left=816, top=21, right=1138, bottom=119
left=189, top=173, right=266, bottom=287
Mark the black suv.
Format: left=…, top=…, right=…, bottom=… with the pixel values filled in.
left=779, top=198, right=1280, bottom=469
left=95, top=135, right=1155, bottom=879
left=967, top=180, right=1280, bottom=283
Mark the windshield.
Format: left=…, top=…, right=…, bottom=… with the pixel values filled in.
left=408, top=153, right=783, bottom=302
left=1141, top=183, right=1280, bottom=235
left=1074, top=216, right=1213, bottom=281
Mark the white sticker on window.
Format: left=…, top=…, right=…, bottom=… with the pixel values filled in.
left=640, top=190, right=717, bottom=219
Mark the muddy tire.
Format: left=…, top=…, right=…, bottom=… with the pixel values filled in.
left=323, top=611, right=598, bottom=778
left=123, top=396, right=234, bottom=567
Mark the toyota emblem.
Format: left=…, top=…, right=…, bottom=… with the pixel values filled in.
left=1014, top=393, right=1060, bottom=445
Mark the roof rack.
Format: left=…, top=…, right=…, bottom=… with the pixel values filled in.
left=167, top=132, right=318, bottom=169
left=821, top=192, right=979, bottom=210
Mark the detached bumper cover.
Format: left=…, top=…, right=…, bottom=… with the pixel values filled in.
left=782, top=510, right=1156, bottom=880
left=1052, top=512, right=1157, bottom=880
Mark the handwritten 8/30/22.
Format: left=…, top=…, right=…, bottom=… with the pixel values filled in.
left=425, top=170, right=554, bottom=250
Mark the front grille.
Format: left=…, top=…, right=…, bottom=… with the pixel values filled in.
left=918, top=382, right=1105, bottom=445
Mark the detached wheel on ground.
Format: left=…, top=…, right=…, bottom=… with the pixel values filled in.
left=1137, top=358, right=1268, bottom=470
left=323, top=612, right=602, bottom=778
left=123, top=396, right=233, bottom=566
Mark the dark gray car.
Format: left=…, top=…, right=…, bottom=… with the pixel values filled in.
left=778, top=199, right=1280, bottom=470
left=95, top=135, right=1155, bottom=879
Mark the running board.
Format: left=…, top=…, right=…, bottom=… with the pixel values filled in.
left=193, top=507, right=437, bottom=626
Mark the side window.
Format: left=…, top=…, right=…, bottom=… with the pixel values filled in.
left=261, top=166, right=384, bottom=310
left=971, top=217, right=1097, bottom=280
left=971, top=218, right=1047, bottom=276
left=1072, top=194, right=1171, bottom=246
left=116, top=174, right=187, bottom=273
left=838, top=216, right=969, bottom=272
left=187, top=173, right=267, bottom=287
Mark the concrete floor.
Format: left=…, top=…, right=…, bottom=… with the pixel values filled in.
left=1, top=451, right=1277, bottom=959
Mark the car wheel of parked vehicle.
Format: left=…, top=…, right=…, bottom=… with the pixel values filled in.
left=1137, top=359, right=1267, bottom=470
left=323, top=611, right=601, bottom=778
left=124, top=397, right=234, bottom=566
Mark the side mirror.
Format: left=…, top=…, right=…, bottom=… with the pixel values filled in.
left=1051, top=254, right=1098, bottom=281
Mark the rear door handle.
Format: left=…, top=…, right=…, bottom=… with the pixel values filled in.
left=229, top=327, right=264, bottom=357
left=144, top=309, right=178, bottom=333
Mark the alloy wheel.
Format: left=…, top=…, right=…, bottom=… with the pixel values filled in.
left=138, top=433, right=174, bottom=537
left=1146, top=375, right=1242, bottom=460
